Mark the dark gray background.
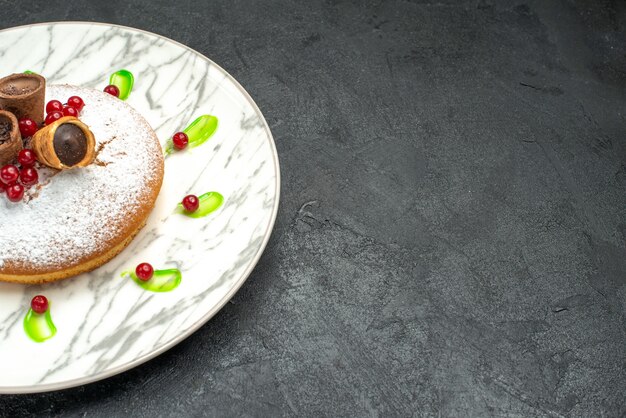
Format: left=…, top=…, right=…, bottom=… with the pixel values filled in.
left=1, top=0, right=625, bottom=416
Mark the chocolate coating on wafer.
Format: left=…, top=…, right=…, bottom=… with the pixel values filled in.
left=53, top=123, right=88, bottom=167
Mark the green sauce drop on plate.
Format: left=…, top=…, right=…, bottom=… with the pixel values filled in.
left=176, top=191, right=224, bottom=218
left=165, top=115, right=218, bottom=155
left=24, top=308, right=57, bottom=343
left=109, top=69, right=134, bottom=100
left=184, top=115, right=218, bottom=148
left=122, top=268, right=182, bottom=292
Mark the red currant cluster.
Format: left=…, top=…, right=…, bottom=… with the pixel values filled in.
left=1, top=96, right=86, bottom=203
left=0, top=149, right=39, bottom=202
left=44, top=95, right=85, bottom=126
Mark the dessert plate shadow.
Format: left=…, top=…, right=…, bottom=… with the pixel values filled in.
left=0, top=22, right=279, bottom=393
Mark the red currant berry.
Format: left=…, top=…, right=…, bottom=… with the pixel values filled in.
left=104, top=85, right=120, bottom=97
left=18, top=118, right=38, bottom=137
left=172, top=132, right=189, bottom=150
left=20, top=167, right=38, bottom=187
left=6, top=183, right=24, bottom=202
left=62, top=105, right=78, bottom=117
left=45, top=111, right=63, bottom=126
left=1, top=181, right=13, bottom=197
left=31, top=295, right=49, bottom=314
left=45, top=100, right=63, bottom=114
left=67, top=96, right=84, bottom=112
left=135, top=263, right=154, bottom=281
left=0, top=164, right=19, bottom=184
left=17, top=149, right=37, bottom=167
left=182, top=194, right=199, bottom=212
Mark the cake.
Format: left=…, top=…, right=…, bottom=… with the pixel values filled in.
left=0, top=82, right=164, bottom=283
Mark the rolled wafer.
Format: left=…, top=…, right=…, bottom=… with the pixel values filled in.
left=0, top=73, right=46, bottom=123
left=31, top=116, right=95, bottom=170
left=0, top=110, right=22, bottom=166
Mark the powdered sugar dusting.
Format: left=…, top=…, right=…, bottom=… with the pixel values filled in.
left=0, top=85, right=162, bottom=271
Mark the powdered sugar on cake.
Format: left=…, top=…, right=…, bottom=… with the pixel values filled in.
left=0, top=85, right=162, bottom=269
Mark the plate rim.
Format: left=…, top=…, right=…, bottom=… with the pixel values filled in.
left=0, top=21, right=281, bottom=394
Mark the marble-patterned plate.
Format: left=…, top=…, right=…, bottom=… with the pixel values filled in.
left=0, top=22, right=279, bottom=393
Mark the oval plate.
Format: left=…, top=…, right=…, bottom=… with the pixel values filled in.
left=0, top=22, right=279, bottom=393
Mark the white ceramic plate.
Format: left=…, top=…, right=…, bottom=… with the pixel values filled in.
left=0, top=22, right=279, bottom=393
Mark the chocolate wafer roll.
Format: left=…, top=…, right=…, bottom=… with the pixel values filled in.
left=0, top=110, right=22, bottom=166
left=31, top=116, right=95, bottom=170
left=0, top=73, right=46, bottom=123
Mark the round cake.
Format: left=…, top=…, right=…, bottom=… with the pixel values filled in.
left=0, top=85, right=164, bottom=283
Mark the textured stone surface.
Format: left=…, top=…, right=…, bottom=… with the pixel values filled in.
left=1, top=0, right=625, bottom=416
